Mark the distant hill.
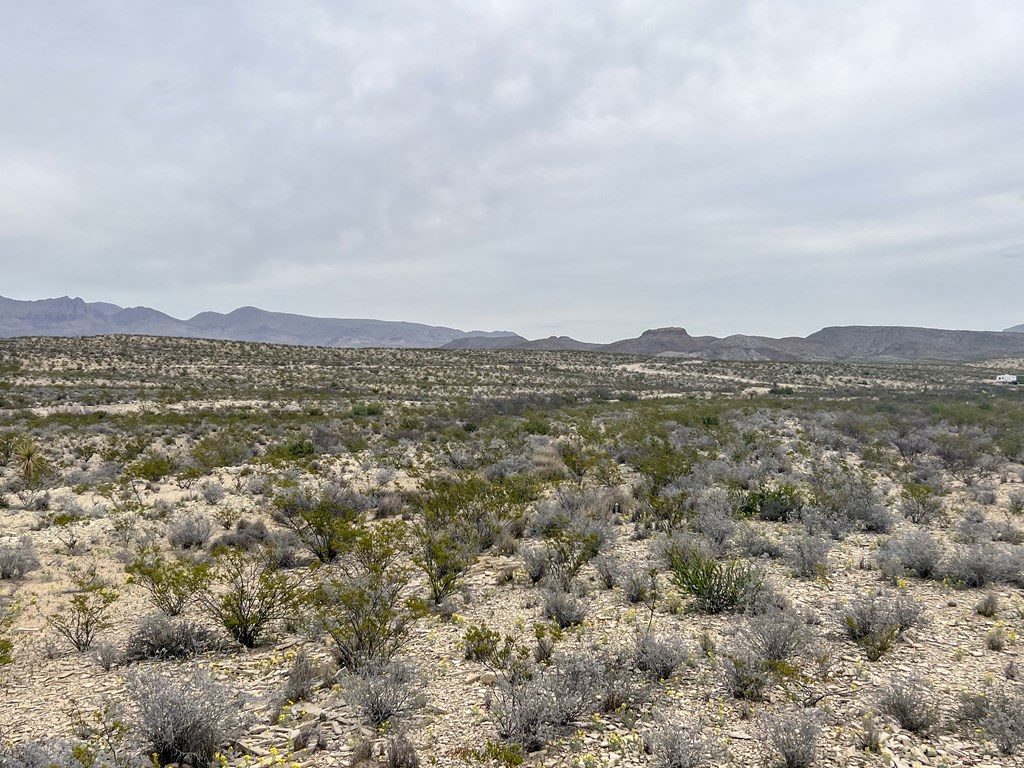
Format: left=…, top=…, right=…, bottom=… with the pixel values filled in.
left=442, top=334, right=599, bottom=352
left=0, top=296, right=515, bottom=349
left=446, top=324, right=1024, bottom=362
left=1006, top=323, right=1024, bottom=333
left=802, top=326, right=1024, bottom=362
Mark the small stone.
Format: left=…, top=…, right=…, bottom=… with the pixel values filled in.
left=234, top=742, right=270, bottom=758
left=727, top=731, right=753, bottom=741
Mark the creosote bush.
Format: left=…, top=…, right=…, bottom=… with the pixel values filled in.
left=126, top=549, right=211, bottom=616
left=200, top=549, right=299, bottom=647
left=47, top=569, right=119, bottom=652
left=271, top=482, right=362, bottom=563
left=306, top=521, right=424, bottom=670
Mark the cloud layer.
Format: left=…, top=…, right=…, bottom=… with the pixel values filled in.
left=3, top=1, right=1023, bottom=340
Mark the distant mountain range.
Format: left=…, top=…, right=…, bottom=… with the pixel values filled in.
left=448, top=325, right=1024, bottom=362
left=0, top=296, right=515, bottom=349
left=2, top=295, right=1024, bottom=362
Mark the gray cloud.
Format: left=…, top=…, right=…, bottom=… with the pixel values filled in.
left=2, top=1, right=1023, bottom=340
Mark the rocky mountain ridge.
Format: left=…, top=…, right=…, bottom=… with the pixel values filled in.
left=451, top=325, right=1024, bottom=362
left=3, top=295, right=1023, bottom=361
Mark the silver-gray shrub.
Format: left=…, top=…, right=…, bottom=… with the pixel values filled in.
left=167, top=512, right=214, bottom=550
left=877, top=529, right=944, bottom=581
left=128, top=666, right=241, bottom=768
left=944, top=543, right=1013, bottom=588
left=646, top=719, right=719, bottom=768
left=741, top=607, right=810, bottom=663
left=634, top=629, right=692, bottom=681
left=787, top=533, right=832, bottom=579
left=691, top=488, right=737, bottom=552
left=878, top=673, right=940, bottom=734
left=341, top=660, right=427, bottom=728
left=0, top=535, right=40, bottom=579
left=492, top=650, right=604, bottom=751
left=124, top=613, right=215, bottom=661
left=959, top=684, right=1024, bottom=755
left=761, top=708, right=824, bottom=768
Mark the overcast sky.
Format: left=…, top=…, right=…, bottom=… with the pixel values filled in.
left=2, top=2, right=1023, bottom=342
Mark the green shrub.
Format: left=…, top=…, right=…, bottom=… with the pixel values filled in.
left=271, top=483, right=362, bottom=563
left=0, top=600, right=17, bottom=665
left=464, top=622, right=502, bottom=661
left=412, top=527, right=476, bottom=605
left=47, top=570, right=119, bottom=652
left=741, top=483, right=803, bottom=522
left=265, top=439, right=316, bottom=462
left=899, top=482, right=942, bottom=525
left=126, top=549, right=211, bottom=616
left=201, top=550, right=299, bottom=647
left=722, top=651, right=773, bottom=701
left=307, top=521, right=424, bottom=670
left=665, top=548, right=762, bottom=614
left=187, top=433, right=253, bottom=475
left=129, top=451, right=176, bottom=482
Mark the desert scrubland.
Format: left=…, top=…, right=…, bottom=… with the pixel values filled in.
left=1, top=336, right=1023, bottom=768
